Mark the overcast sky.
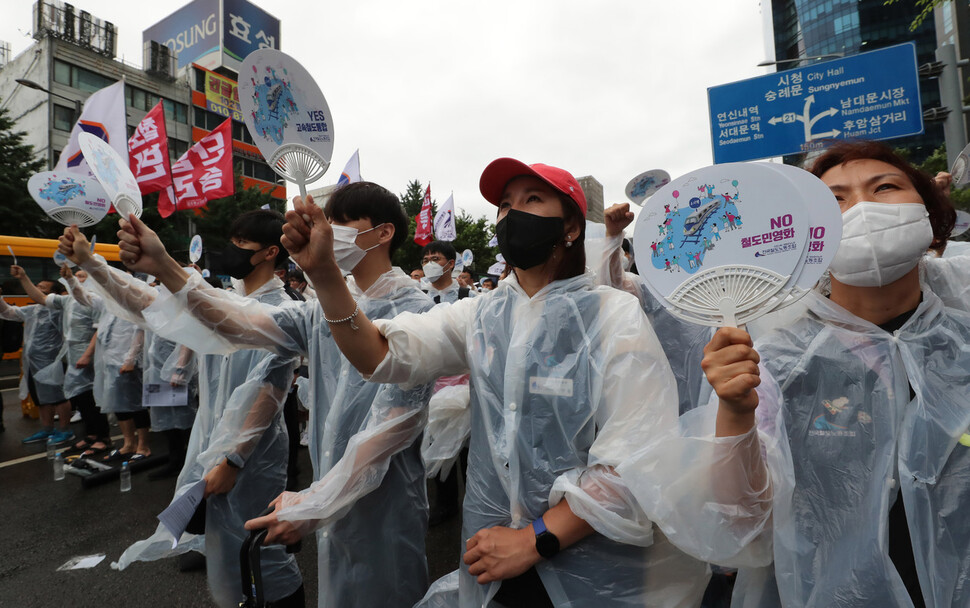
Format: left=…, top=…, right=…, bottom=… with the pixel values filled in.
left=1, top=0, right=772, bottom=223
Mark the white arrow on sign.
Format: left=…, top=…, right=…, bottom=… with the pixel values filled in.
left=767, top=94, right=841, bottom=144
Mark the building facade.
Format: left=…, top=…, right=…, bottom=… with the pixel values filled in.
left=765, top=0, right=966, bottom=162
left=0, top=0, right=284, bottom=201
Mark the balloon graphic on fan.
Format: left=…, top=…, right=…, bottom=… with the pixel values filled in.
left=632, top=162, right=832, bottom=327
left=27, top=170, right=110, bottom=227
left=239, top=49, right=335, bottom=200
left=78, top=132, right=143, bottom=219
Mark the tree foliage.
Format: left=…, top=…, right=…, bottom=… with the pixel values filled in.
left=883, top=0, right=940, bottom=31
left=0, top=104, right=56, bottom=238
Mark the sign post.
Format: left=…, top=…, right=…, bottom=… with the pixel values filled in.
left=708, top=43, right=923, bottom=163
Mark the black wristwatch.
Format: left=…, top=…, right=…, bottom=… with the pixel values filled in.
left=533, top=516, right=560, bottom=559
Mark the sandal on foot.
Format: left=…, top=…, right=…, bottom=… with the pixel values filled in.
left=102, top=449, right=133, bottom=463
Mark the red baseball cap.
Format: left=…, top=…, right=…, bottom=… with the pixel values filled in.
left=479, top=158, right=587, bottom=217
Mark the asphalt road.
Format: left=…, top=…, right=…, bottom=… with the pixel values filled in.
left=0, top=385, right=464, bottom=607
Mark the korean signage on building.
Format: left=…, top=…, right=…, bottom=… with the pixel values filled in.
left=708, top=43, right=923, bottom=163
left=143, top=0, right=280, bottom=72
left=203, top=68, right=242, bottom=122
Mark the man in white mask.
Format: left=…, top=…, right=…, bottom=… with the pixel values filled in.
left=419, top=241, right=475, bottom=303
left=99, top=182, right=438, bottom=608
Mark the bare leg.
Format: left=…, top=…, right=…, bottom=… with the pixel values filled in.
left=135, top=426, right=151, bottom=457
left=117, top=419, right=136, bottom=453
left=54, top=401, right=71, bottom=431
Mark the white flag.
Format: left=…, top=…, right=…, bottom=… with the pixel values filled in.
left=433, top=193, right=457, bottom=241
left=336, top=149, right=361, bottom=187
left=55, top=80, right=128, bottom=174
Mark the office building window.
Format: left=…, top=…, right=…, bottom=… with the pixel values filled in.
left=53, top=104, right=75, bottom=132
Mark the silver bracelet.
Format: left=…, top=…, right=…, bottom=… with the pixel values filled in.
left=324, top=301, right=360, bottom=330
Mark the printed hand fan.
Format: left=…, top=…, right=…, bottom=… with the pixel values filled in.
left=953, top=210, right=970, bottom=237
left=455, top=249, right=474, bottom=272
left=760, top=163, right=842, bottom=310
left=78, top=133, right=143, bottom=219
left=27, top=170, right=110, bottom=227
left=625, top=170, right=671, bottom=205
left=189, top=235, right=203, bottom=264
left=633, top=163, right=809, bottom=326
left=239, top=49, right=335, bottom=199
left=951, top=143, right=970, bottom=187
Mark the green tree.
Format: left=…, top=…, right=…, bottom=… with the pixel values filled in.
left=400, top=179, right=428, bottom=216
left=0, top=104, right=57, bottom=238
left=883, top=0, right=940, bottom=31
left=391, top=207, right=498, bottom=275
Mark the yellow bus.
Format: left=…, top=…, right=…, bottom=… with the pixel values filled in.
left=1, top=234, right=121, bottom=360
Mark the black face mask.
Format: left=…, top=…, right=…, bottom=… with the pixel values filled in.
left=221, top=243, right=264, bottom=279
left=496, top=209, right=565, bottom=270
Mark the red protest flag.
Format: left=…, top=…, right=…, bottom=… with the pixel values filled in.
left=128, top=101, right=173, bottom=195
left=415, top=184, right=433, bottom=246
left=158, top=118, right=234, bottom=218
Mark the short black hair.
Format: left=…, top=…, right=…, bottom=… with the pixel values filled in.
left=325, top=182, right=408, bottom=253
left=229, top=209, right=288, bottom=267
left=40, top=279, right=65, bottom=295
left=421, top=240, right=457, bottom=261
left=287, top=269, right=306, bottom=283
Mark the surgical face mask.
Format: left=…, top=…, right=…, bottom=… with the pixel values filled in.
left=332, top=223, right=382, bottom=272
left=496, top=209, right=565, bottom=270
left=828, top=201, right=933, bottom=287
left=222, top=243, right=266, bottom=280
left=422, top=260, right=449, bottom=282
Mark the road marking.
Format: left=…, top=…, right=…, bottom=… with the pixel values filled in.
left=0, top=434, right=124, bottom=470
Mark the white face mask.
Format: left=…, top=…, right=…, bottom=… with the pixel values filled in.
left=422, top=260, right=447, bottom=282
left=331, top=224, right=382, bottom=272
left=828, top=201, right=933, bottom=287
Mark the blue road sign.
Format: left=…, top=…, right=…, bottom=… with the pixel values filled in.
left=708, top=43, right=923, bottom=163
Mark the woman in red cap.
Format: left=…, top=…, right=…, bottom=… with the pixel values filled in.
left=116, top=158, right=711, bottom=606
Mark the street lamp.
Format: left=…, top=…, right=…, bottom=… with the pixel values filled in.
left=757, top=54, right=845, bottom=68
left=15, top=77, right=82, bottom=122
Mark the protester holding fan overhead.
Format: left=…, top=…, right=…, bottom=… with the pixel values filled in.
left=235, top=158, right=713, bottom=607
left=661, top=140, right=970, bottom=608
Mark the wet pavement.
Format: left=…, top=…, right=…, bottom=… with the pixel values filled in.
left=0, top=384, right=463, bottom=607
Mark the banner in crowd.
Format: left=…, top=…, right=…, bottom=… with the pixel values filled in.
left=433, top=193, right=457, bottom=241
left=204, top=68, right=243, bottom=122
left=415, top=184, right=433, bottom=246
left=55, top=80, right=127, bottom=174
left=128, top=101, right=173, bottom=195
left=158, top=118, right=234, bottom=217
left=337, top=149, right=361, bottom=187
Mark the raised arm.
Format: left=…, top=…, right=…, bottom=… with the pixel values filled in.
left=110, top=215, right=298, bottom=354
left=59, top=226, right=155, bottom=317
left=0, top=290, right=27, bottom=322
left=10, top=265, right=48, bottom=305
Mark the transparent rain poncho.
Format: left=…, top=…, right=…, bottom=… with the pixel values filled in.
left=625, top=282, right=970, bottom=608
left=0, top=299, right=66, bottom=404
left=43, top=286, right=98, bottom=399
left=72, top=258, right=302, bottom=607
left=144, top=267, right=437, bottom=608
left=142, top=329, right=197, bottom=432
left=589, top=233, right=715, bottom=415
left=370, top=272, right=710, bottom=607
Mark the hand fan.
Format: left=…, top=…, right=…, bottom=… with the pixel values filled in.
left=239, top=49, right=335, bottom=199
left=78, top=133, right=143, bottom=219
left=633, top=163, right=809, bottom=326
left=27, top=170, right=110, bottom=227
left=625, top=169, right=671, bottom=205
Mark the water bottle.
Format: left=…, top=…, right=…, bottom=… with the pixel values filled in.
left=53, top=453, right=65, bottom=481
left=120, top=461, right=132, bottom=492
left=47, top=436, right=56, bottom=460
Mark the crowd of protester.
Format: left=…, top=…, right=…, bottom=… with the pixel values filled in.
left=1, top=140, right=968, bottom=607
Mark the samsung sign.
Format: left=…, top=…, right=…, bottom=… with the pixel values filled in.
left=143, top=0, right=280, bottom=71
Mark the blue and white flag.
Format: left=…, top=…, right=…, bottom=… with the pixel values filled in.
left=336, top=149, right=361, bottom=187
left=433, top=193, right=457, bottom=241
left=55, top=80, right=128, bottom=175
